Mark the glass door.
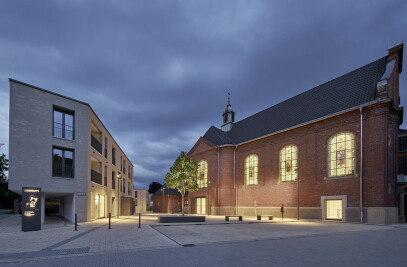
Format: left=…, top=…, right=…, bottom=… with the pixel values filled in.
left=326, top=199, right=342, bottom=220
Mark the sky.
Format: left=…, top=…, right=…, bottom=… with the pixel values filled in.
left=0, top=0, right=406, bottom=189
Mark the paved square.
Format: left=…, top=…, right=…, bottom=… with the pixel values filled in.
left=1, top=214, right=406, bottom=266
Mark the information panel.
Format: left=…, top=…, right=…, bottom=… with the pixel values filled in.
left=21, top=187, right=41, bottom=232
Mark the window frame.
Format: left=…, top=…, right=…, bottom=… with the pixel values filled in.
left=279, top=145, right=298, bottom=182
left=197, top=160, right=208, bottom=188
left=52, top=147, right=74, bottom=178
left=53, top=108, right=75, bottom=140
left=244, top=154, right=258, bottom=185
left=327, top=132, right=355, bottom=178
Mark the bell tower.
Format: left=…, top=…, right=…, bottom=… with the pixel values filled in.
left=221, top=92, right=235, bottom=132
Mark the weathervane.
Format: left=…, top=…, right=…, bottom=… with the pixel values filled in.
left=228, top=92, right=231, bottom=106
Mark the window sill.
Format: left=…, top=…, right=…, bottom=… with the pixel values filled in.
left=245, top=184, right=259, bottom=187
left=52, top=176, right=74, bottom=180
left=326, top=175, right=358, bottom=180
left=52, top=136, right=75, bottom=142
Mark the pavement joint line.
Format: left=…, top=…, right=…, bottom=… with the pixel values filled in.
left=0, top=227, right=100, bottom=261
left=0, top=244, right=183, bottom=264
left=148, top=225, right=182, bottom=246
left=41, top=227, right=99, bottom=251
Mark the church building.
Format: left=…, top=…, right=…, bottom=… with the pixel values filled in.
left=187, top=43, right=404, bottom=224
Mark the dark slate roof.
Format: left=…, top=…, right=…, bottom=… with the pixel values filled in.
left=399, top=129, right=407, bottom=136
left=152, top=185, right=188, bottom=197
left=203, top=56, right=387, bottom=145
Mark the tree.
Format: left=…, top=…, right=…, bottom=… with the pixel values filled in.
left=165, top=151, right=199, bottom=216
left=0, top=153, right=8, bottom=184
left=0, top=153, right=20, bottom=209
left=148, top=181, right=163, bottom=194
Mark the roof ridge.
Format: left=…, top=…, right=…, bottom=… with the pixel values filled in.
left=212, top=126, right=234, bottom=144
left=234, top=56, right=387, bottom=126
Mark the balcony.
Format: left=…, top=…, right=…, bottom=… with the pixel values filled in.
left=91, top=135, right=102, bottom=154
left=91, top=170, right=102, bottom=185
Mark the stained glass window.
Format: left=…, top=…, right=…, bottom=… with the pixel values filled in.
left=328, top=132, right=354, bottom=177
left=245, top=154, right=258, bottom=185
left=280, top=145, right=298, bottom=182
left=197, top=160, right=208, bottom=188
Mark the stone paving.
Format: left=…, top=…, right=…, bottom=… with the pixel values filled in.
left=1, top=213, right=406, bottom=264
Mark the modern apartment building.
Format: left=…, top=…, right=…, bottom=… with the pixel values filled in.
left=8, top=79, right=135, bottom=223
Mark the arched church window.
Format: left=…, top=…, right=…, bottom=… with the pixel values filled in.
left=197, top=160, right=208, bottom=188
left=245, top=154, right=258, bottom=185
left=328, top=132, right=354, bottom=177
left=280, top=145, right=298, bottom=182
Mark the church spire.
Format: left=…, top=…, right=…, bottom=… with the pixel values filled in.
left=221, top=92, right=235, bottom=132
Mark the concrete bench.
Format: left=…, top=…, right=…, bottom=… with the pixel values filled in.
left=225, top=215, right=243, bottom=221
left=257, top=215, right=273, bottom=220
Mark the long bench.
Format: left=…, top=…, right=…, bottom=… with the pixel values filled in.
left=225, top=215, right=243, bottom=221
left=257, top=215, right=273, bottom=220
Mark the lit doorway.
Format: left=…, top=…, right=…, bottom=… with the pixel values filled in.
left=99, top=195, right=105, bottom=218
left=326, top=199, right=342, bottom=220
left=196, top=197, right=206, bottom=215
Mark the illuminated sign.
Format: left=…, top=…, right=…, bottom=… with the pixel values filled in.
left=22, top=187, right=41, bottom=232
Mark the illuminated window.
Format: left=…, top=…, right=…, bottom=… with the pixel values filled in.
left=245, top=154, right=258, bottom=185
left=328, top=132, right=354, bottom=177
left=197, top=160, right=208, bottom=188
left=280, top=145, right=298, bottom=182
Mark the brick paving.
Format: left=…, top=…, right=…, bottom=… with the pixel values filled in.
left=1, top=213, right=406, bottom=264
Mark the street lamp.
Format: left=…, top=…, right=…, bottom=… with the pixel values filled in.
left=207, top=180, right=211, bottom=216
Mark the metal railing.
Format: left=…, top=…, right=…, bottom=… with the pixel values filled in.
left=53, top=122, right=74, bottom=140
left=91, top=135, right=102, bottom=154
left=53, top=162, right=74, bottom=178
left=91, top=170, right=102, bottom=185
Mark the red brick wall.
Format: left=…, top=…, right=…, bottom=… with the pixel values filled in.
left=152, top=195, right=182, bottom=213
left=188, top=102, right=400, bottom=214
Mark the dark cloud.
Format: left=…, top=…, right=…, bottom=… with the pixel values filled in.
left=0, top=0, right=406, bottom=189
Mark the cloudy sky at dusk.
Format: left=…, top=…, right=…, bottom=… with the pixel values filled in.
left=0, top=0, right=406, bottom=189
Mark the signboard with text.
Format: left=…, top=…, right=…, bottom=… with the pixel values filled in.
left=22, top=187, right=41, bottom=232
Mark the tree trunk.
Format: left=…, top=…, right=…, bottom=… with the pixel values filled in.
left=181, top=194, right=185, bottom=216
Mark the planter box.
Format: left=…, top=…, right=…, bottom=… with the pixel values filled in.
left=158, top=215, right=206, bottom=223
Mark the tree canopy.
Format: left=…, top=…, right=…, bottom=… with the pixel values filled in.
left=165, top=151, right=198, bottom=215
left=148, top=181, right=163, bottom=194
left=0, top=153, right=9, bottom=184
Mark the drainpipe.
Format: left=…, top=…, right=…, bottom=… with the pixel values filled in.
left=234, top=145, right=237, bottom=215
left=360, top=107, right=364, bottom=223
left=217, top=147, right=220, bottom=215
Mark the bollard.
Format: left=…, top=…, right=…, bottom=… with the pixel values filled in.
left=138, top=213, right=141, bottom=228
left=74, top=213, right=78, bottom=231
left=108, top=213, right=111, bottom=229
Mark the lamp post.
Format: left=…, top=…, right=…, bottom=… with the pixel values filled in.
left=161, top=187, right=165, bottom=213
left=207, top=180, right=211, bottom=216
left=296, top=168, right=300, bottom=221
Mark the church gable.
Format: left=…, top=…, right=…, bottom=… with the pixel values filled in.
left=188, top=137, right=215, bottom=156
